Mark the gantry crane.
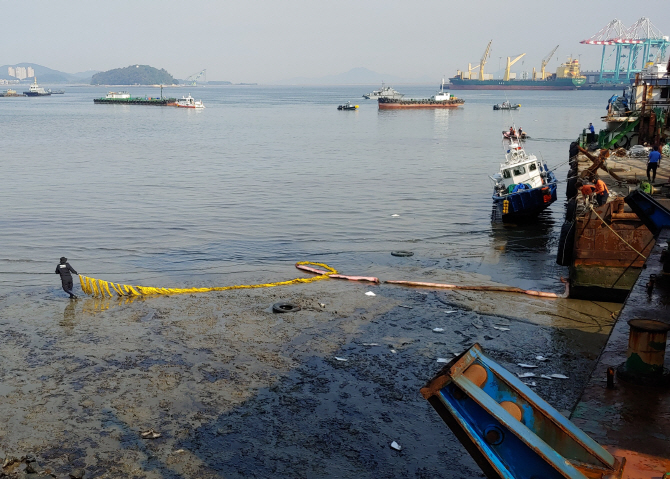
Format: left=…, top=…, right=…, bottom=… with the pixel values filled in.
left=503, top=53, right=526, bottom=81
left=185, top=69, right=207, bottom=86
left=534, top=45, right=559, bottom=80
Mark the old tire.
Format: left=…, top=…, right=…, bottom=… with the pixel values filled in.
left=565, top=198, right=577, bottom=222
left=272, top=302, right=301, bottom=313
left=556, top=221, right=575, bottom=266
left=566, top=177, right=578, bottom=199
left=391, top=251, right=414, bottom=257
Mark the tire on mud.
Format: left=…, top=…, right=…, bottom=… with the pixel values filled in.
left=556, top=221, right=576, bottom=266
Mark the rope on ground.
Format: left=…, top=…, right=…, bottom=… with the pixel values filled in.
left=78, top=261, right=338, bottom=298
left=588, top=204, right=647, bottom=260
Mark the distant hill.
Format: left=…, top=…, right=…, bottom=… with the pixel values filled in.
left=275, top=67, right=433, bottom=85
left=0, top=63, right=79, bottom=83
left=91, top=65, right=178, bottom=85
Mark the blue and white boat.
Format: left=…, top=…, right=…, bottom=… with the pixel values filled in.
left=491, top=142, right=557, bottom=221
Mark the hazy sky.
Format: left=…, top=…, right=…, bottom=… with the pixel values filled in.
left=3, top=0, right=669, bottom=83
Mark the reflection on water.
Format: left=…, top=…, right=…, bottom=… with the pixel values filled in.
left=0, top=86, right=612, bottom=297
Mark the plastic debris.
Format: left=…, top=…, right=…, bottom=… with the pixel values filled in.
left=398, top=305, right=413, bottom=309
left=523, top=381, right=537, bottom=387
left=436, top=358, right=448, bottom=363
left=335, top=357, right=348, bottom=362
left=535, top=355, right=549, bottom=361
left=517, top=372, right=536, bottom=378
left=365, top=291, right=376, bottom=296
left=174, top=449, right=186, bottom=454
left=549, top=373, right=569, bottom=379
left=362, top=343, right=379, bottom=346
left=493, top=326, right=510, bottom=331
left=444, top=310, right=457, bottom=314
left=319, top=303, right=325, bottom=308
left=540, top=374, right=554, bottom=380
left=390, top=349, right=397, bottom=354
left=141, top=429, right=161, bottom=439
left=432, top=328, right=444, bottom=332
left=391, top=214, right=400, bottom=217
left=473, top=323, right=483, bottom=329
left=390, top=441, right=402, bottom=451
left=518, top=363, right=538, bottom=368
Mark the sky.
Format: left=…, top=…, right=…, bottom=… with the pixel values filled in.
left=2, top=0, right=669, bottom=83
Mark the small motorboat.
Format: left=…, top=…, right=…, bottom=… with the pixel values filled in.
left=175, top=94, right=205, bottom=109
left=502, top=128, right=528, bottom=140
left=493, top=101, right=520, bottom=110
left=337, top=102, right=358, bottom=110
left=490, top=142, right=557, bottom=221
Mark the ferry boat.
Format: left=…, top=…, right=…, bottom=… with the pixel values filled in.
left=23, top=78, right=51, bottom=96
left=175, top=94, right=204, bottom=109
left=378, top=80, right=464, bottom=109
left=363, top=83, right=404, bottom=100
left=490, top=142, right=557, bottom=221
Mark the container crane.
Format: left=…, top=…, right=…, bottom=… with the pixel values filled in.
left=503, top=53, right=526, bottom=81
left=185, top=69, right=207, bottom=86
left=534, top=45, right=559, bottom=80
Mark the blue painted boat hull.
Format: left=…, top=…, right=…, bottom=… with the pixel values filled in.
left=492, top=181, right=558, bottom=222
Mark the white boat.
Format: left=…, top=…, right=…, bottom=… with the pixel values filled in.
left=175, top=94, right=205, bottom=109
left=23, top=78, right=51, bottom=96
left=363, top=83, right=404, bottom=100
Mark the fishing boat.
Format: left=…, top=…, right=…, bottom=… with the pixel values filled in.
left=502, top=128, right=528, bottom=140
left=493, top=101, right=520, bottom=110
left=337, top=101, right=358, bottom=110
left=23, top=78, right=51, bottom=96
left=175, top=94, right=205, bottom=109
left=490, top=142, right=557, bottom=221
left=363, top=83, right=404, bottom=100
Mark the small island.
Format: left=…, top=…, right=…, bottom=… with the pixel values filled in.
left=91, top=65, right=178, bottom=85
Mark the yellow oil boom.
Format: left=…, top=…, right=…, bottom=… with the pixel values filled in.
left=535, top=45, right=559, bottom=80
left=503, top=53, right=526, bottom=81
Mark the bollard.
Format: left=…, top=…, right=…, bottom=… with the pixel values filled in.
left=616, top=319, right=670, bottom=387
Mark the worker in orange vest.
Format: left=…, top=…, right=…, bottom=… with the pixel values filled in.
left=593, top=176, right=610, bottom=206
left=577, top=180, right=596, bottom=206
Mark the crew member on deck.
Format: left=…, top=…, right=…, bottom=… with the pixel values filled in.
left=647, top=146, right=661, bottom=183
left=577, top=180, right=596, bottom=206
left=593, top=176, right=610, bottom=206
left=56, top=257, right=78, bottom=299
left=587, top=123, right=596, bottom=143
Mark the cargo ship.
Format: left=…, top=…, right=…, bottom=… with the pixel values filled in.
left=449, top=41, right=586, bottom=90
left=378, top=81, right=464, bottom=109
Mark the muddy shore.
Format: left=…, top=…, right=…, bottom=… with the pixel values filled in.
left=0, top=279, right=618, bottom=478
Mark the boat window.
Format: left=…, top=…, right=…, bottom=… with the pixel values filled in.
left=502, top=169, right=511, bottom=179
left=512, top=166, right=526, bottom=176
left=528, top=163, right=537, bottom=171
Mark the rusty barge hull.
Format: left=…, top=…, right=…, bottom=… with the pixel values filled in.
left=378, top=101, right=463, bottom=109
left=569, top=198, right=655, bottom=302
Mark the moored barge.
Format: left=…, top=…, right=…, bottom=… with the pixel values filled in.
left=378, top=82, right=464, bottom=109
left=94, top=91, right=177, bottom=106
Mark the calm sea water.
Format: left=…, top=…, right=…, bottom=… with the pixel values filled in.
left=0, top=85, right=612, bottom=296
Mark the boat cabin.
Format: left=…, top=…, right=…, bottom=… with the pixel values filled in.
left=494, top=144, right=547, bottom=194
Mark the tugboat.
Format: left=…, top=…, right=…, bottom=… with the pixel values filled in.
left=175, top=94, right=205, bottom=109
left=337, top=101, right=358, bottom=110
left=363, top=83, right=404, bottom=100
left=23, top=78, right=51, bottom=96
left=493, top=101, right=520, bottom=110
left=490, top=141, right=557, bottom=221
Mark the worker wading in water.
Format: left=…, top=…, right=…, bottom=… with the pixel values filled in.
left=56, top=257, right=78, bottom=299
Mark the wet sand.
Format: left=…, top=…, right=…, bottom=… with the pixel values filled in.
left=0, top=278, right=618, bottom=478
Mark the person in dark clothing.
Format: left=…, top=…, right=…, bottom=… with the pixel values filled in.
left=56, top=257, right=78, bottom=299
left=647, top=146, right=661, bottom=183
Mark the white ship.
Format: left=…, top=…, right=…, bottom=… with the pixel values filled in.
left=363, top=83, right=404, bottom=100
left=175, top=94, right=205, bottom=109
left=23, top=78, right=51, bottom=97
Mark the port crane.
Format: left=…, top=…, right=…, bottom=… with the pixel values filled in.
left=503, top=53, right=526, bottom=81
left=533, top=45, right=559, bottom=80
left=478, top=40, right=492, bottom=80
left=185, top=69, right=207, bottom=86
